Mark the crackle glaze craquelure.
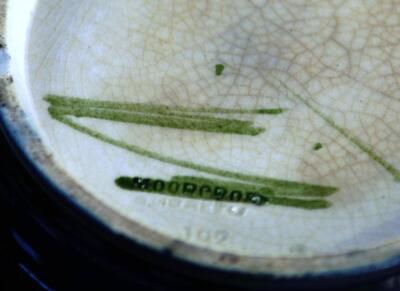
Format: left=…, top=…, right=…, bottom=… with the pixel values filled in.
left=3, top=0, right=400, bottom=276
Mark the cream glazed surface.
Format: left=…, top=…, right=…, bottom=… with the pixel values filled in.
left=4, top=0, right=400, bottom=272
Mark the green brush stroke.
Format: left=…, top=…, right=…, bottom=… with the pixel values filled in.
left=282, top=82, right=400, bottom=182
left=267, top=197, right=330, bottom=209
left=47, top=105, right=338, bottom=205
left=48, top=106, right=265, bottom=136
left=45, top=95, right=286, bottom=115
left=256, top=108, right=286, bottom=115
left=171, top=176, right=333, bottom=197
left=115, top=176, right=330, bottom=210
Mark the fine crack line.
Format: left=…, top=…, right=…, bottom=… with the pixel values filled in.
left=281, top=81, right=400, bottom=182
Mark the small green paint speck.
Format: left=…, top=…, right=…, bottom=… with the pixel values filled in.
left=215, top=64, right=225, bottom=76
left=313, top=143, right=323, bottom=151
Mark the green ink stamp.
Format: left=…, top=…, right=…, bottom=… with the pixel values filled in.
left=115, top=175, right=332, bottom=210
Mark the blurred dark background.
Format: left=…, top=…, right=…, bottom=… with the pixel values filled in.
left=1, top=125, right=400, bottom=291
